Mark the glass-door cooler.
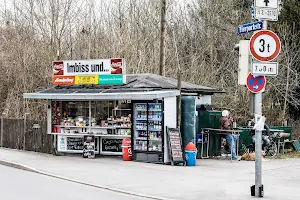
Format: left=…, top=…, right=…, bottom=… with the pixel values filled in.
left=133, top=103, right=148, bottom=151
left=147, top=103, right=163, bottom=152
left=132, top=102, right=164, bottom=163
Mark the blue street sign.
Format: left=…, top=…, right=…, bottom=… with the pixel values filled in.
left=237, top=21, right=263, bottom=35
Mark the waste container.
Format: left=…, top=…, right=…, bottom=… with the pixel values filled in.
left=185, top=142, right=197, bottom=166
left=122, top=138, right=132, bottom=161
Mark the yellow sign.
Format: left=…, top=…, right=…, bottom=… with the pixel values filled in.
left=75, top=76, right=98, bottom=84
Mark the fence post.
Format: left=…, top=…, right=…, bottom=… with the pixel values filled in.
left=0, top=116, right=3, bottom=147
left=0, top=113, right=7, bottom=147
left=23, top=113, right=29, bottom=150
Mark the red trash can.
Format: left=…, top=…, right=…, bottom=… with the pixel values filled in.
left=122, top=138, right=132, bottom=161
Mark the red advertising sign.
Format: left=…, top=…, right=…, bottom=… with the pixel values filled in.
left=52, top=76, right=75, bottom=85
left=111, top=59, right=123, bottom=74
left=53, top=61, right=64, bottom=75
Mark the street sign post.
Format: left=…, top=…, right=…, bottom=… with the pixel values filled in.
left=246, top=1, right=280, bottom=198
left=252, top=62, right=278, bottom=76
left=237, top=21, right=263, bottom=35
left=249, top=30, right=281, bottom=62
left=246, top=73, right=266, bottom=93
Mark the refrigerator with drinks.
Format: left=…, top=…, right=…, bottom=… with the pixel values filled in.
left=132, top=102, right=164, bottom=163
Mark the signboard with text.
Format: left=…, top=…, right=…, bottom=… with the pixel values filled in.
left=237, top=21, right=263, bottom=35
left=252, top=62, right=278, bottom=76
left=166, top=127, right=185, bottom=165
left=52, top=58, right=126, bottom=85
left=254, top=0, right=279, bottom=21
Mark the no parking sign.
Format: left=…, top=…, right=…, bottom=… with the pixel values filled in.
left=246, top=73, right=266, bottom=93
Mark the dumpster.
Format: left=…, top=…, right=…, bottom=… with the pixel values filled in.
left=196, top=111, right=222, bottom=158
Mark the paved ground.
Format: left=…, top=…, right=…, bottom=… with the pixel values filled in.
left=0, top=165, right=146, bottom=200
left=0, top=148, right=299, bottom=200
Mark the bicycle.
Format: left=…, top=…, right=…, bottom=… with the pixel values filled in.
left=245, top=127, right=277, bottom=157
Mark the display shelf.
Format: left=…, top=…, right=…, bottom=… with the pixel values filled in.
left=149, top=138, right=162, bottom=141
left=135, top=109, right=147, bottom=111
left=136, top=128, right=147, bottom=131
left=148, top=119, right=162, bottom=121
left=149, top=129, right=162, bottom=132
left=53, top=125, right=130, bottom=129
left=148, top=109, right=162, bottom=112
left=49, top=132, right=130, bottom=137
left=135, top=137, right=147, bottom=140
left=112, top=109, right=131, bottom=111
left=90, top=126, right=115, bottom=129
left=108, top=120, right=131, bottom=123
left=50, top=132, right=88, bottom=136
left=135, top=118, right=147, bottom=121
left=97, top=134, right=130, bottom=137
left=53, top=125, right=89, bottom=128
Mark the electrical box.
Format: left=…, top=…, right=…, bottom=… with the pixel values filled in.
left=238, top=40, right=251, bottom=85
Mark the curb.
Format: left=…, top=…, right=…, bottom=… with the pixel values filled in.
left=0, top=159, right=174, bottom=200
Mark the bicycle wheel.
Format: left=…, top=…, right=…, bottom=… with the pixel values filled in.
left=265, top=141, right=277, bottom=157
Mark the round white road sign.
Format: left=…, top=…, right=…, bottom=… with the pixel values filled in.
left=249, top=30, right=281, bottom=62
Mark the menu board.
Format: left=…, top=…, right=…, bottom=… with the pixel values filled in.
left=83, top=135, right=95, bottom=159
left=57, top=135, right=98, bottom=153
left=101, top=138, right=123, bottom=153
left=166, top=127, right=185, bottom=165
left=67, top=137, right=83, bottom=151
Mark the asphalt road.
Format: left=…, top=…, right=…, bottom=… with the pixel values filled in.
left=0, top=165, right=148, bottom=200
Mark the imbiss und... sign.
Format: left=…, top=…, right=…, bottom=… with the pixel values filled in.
left=53, top=59, right=124, bottom=76
left=66, top=62, right=109, bottom=74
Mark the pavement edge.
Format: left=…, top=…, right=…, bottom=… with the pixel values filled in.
left=0, top=159, right=174, bottom=200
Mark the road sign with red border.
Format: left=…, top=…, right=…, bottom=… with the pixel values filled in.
left=249, top=30, right=281, bottom=62
left=246, top=73, right=266, bottom=93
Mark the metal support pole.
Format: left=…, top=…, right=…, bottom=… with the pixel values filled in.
left=89, top=101, right=92, bottom=133
left=0, top=116, right=3, bottom=147
left=254, top=20, right=267, bottom=197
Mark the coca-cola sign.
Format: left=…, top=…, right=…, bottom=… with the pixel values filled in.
left=53, top=61, right=64, bottom=75
left=111, top=59, right=123, bottom=74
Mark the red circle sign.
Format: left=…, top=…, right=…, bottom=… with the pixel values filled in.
left=249, top=30, right=281, bottom=62
left=246, top=73, right=266, bottom=93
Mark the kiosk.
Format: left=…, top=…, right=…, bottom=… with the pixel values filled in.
left=23, top=59, right=218, bottom=163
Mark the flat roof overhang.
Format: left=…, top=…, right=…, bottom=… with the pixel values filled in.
left=23, top=90, right=180, bottom=100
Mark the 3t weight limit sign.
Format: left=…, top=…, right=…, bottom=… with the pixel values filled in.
left=250, top=30, right=281, bottom=62
left=252, top=62, right=278, bottom=76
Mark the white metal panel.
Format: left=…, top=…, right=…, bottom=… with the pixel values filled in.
left=195, top=95, right=211, bottom=105
left=255, top=0, right=278, bottom=9
left=163, top=96, right=177, bottom=163
left=238, top=40, right=251, bottom=85
left=23, top=90, right=180, bottom=100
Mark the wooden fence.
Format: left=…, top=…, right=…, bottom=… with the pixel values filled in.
left=1, top=118, right=53, bottom=154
